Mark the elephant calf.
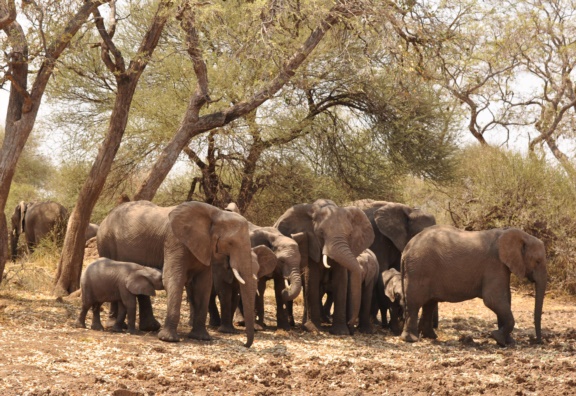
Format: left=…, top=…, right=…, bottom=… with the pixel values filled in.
left=381, top=268, right=405, bottom=335
left=76, top=258, right=164, bottom=334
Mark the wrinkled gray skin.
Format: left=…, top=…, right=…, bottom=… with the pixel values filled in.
left=401, top=225, right=547, bottom=346
left=97, top=201, right=258, bottom=347
left=351, top=200, right=436, bottom=328
left=381, top=268, right=404, bottom=335
left=274, top=199, right=374, bottom=335
left=84, top=223, right=99, bottom=242
left=207, top=244, right=278, bottom=333
left=349, top=249, right=379, bottom=334
left=10, top=201, right=68, bottom=260
left=75, top=258, right=163, bottom=334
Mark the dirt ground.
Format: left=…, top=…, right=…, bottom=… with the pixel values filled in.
left=1, top=262, right=575, bottom=395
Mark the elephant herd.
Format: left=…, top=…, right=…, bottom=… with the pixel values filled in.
left=9, top=198, right=548, bottom=348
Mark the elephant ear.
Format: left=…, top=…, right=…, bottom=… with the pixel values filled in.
left=274, top=204, right=321, bottom=263
left=126, top=269, right=157, bottom=296
left=169, top=202, right=215, bottom=266
left=253, top=245, right=278, bottom=278
left=498, top=228, right=527, bottom=278
left=374, top=203, right=411, bottom=252
left=345, top=207, right=375, bottom=256
left=291, top=232, right=309, bottom=270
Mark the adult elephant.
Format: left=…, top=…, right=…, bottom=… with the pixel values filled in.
left=274, top=199, right=374, bottom=335
left=211, top=203, right=303, bottom=332
left=97, top=200, right=258, bottom=347
left=350, top=199, right=436, bottom=327
left=10, top=201, right=68, bottom=260
left=208, top=244, right=277, bottom=333
left=400, top=225, right=547, bottom=346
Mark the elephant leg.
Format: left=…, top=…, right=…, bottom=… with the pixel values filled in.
left=112, top=301, right=127, bottom=333
left=158, top=264, right=186, bottom=342
left=322, top=291, right=333, bottom=324
left=372, top=275, right=387, bottom=327
left=91, top=303, right=104, bottom=331
left=484, top=294, right=515, bottom=346
left=124, top=296, right=138, bottom=334
left=419, top=301, right=438, bottom=339
left=255, top=279, right=267, bottom=330
left=285, top=300, right=295, bottom=327
left=208, top=287, right=221, bottom=327
left=329, top=264, right=350, bottom=336
left=303, top=261, right=322, bottom=332
left=188, top=268, right=213, bottom=341
left=234, top=298, right=245, bottom=327
left=357, top=282, right=376, bottom=334
left=272, top=276, right=291, bottom=331
left=106, top=301, right=119, bottom=328
left=137, top=295, right=161, bottom=331
left=401, top=302, right=420, bottom=343
left=433, top=304, right=439, bottom=329
left=217, top=281, right=239, bottom=334
left=75, top=304, right=89, bottom=328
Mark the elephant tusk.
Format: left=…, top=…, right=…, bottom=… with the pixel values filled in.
left=323, top=254, right=331, bottom=269
left=256, top=289, right=260, bottom=297
left=253, top=274, right=258, bottom=281
left=285, top=279, right=290, bottom=289
left=233, top=268, right=246, bottom=285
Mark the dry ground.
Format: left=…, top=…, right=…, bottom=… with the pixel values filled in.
left=1, top=260, right=575, bottom=395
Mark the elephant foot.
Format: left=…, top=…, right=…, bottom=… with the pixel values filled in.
left=91, top=322, right=104, bottom=331
left=302, top=321, right=320, bottom=333
left=128, top=327, right=137, bottom=335
left=358, top=324, right=376, bottom=335
left=276, top=320, right=291, bottom=331
left=139, top=318, right=161, bottom=332
left=111, top=324, right=124, bottom=333
left=217, top=325, right=239, bottom=334
left=491, top=330, right=513, bottom=347
left=188, top=328, right=212, bottom=341
left=329, top=324, right=351, bottom=336
left=106, top=317, right=126, bottom=329
left=74, top=320, right=86, bottom=329
left=421, top=329, right=438, bottom=339
left=209, top=318, right=221, bottom=327
left=158, top=328, right=180, bottom=342
left=255, top=323, right=265, bottom=332
left=401, top=331, right=419, bottom=343
left=234, top=320, right=245, bottom=327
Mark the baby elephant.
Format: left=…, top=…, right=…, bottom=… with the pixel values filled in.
left=350, top=249, right=380, bottom=334
left=76, top=258, right=164, bottom=334
left=381, top=268, right=405, bottom=335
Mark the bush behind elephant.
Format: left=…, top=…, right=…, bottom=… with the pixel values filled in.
left=76, top=258, right=163, bottom=334
left=401, top=225, right=547, bottom=346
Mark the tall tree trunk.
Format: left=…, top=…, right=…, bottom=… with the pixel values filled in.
left=0, top=0, right=111, bottom=282
left=54, top=1, right=172, bottom=295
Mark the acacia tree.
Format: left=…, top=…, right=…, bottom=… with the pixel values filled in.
left=132, top=1, right=375, bottom=201
left=513, top=0, right=576, bottom=179
left=0, top=0, right=112, bottom=282
left=54, top=0, right=173, bottom=294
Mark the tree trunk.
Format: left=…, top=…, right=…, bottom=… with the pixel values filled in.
left=54, top=1, right=172, bottom=295
left=0, top=0, right=111, bottom=282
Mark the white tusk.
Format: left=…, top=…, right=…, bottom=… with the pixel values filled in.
left=233, top=268, right=245, bottom=284
left=323, top=254, right=331, bottom=269
left=285, top=279, right=290, bottom=289
left=256, top=289, right=260, bottom=297
left=253, top=274, right=258, bottom=280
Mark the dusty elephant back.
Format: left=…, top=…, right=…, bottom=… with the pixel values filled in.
left=97, top=201, right=173, bottom=269
left=25, top=201, right=68, bottom=243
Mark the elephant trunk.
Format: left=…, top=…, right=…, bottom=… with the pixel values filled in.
left=324, top=238, right=362, bottom=326
left=281, top=268, right=302, bottom=302
left=239, top=281, right=256, bottom=348
left=533, top=266, right=547, bottom=343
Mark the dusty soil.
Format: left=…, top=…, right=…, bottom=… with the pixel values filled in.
left=1, top=262, right=575, bottom=395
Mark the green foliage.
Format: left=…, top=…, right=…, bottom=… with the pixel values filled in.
left=408, top=145, right=576, bottom=294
